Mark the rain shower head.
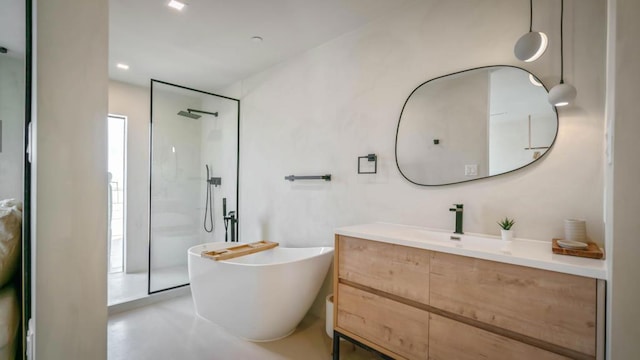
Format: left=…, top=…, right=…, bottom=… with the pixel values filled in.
left=177, top=110, right=201, bottom=119
left=177, top=108, right=218, bottom=119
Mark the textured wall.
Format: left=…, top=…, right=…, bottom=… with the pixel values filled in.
left=198, top=95, right=239, bottom=244
left=228, top=0, right=606, bottom=247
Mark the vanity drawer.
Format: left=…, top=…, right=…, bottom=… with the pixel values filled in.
left=429, top=314, right=570, bottom=360
left=337, top=236, right=430, bottom=304
left=429, top=252, right=597, bottom=356
left=336, top=283, right=429, bottom=360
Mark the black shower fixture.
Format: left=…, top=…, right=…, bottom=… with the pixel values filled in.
left=0, top=47, right=8, bottom=54
left=203, top=164, right=221, bottom=233
left=177, top=108, right=219, bottom=119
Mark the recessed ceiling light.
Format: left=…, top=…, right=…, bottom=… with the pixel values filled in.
left=251, top=36, right=264, bottom=43
left=117, top=63, right=130, bottom=70
left=168, top=0, right=185, bottom=11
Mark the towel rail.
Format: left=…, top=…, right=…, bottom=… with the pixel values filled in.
left=284, top=175, right=331, bottom=182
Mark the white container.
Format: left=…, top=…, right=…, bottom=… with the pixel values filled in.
left=500, top=229, right=514, bottom=241
left=326, top=294, right=346, bottom=342
left=326, top=294, right=334, bottom=338
left=188, top=243, right=334, bottom=341
left=564, top=219, right=587, bottom=242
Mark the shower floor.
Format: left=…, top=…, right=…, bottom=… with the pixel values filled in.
left=108, top=265, right=189, bottom=305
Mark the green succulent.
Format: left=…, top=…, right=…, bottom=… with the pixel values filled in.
left=497, top=217, right=515, bottom=230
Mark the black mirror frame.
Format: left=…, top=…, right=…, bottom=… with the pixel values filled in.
left=394, top=65, right=559, bottom=186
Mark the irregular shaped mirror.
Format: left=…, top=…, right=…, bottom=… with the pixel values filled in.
left=395, top=66, right=557, bottom=186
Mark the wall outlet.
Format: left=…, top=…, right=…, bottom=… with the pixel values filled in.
left=465, top=164, right=478, bottom=176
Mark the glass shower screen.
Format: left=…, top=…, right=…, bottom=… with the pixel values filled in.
left=149, top=80, right=239, bottom=294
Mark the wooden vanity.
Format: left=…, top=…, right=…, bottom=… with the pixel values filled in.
left=332, top=224, right=606, bottom=360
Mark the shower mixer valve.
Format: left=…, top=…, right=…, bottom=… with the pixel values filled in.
left=208, top=177, right=222, bottom=186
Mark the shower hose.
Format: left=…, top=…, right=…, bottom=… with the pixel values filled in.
left=204, top=166, right=214, bottom=233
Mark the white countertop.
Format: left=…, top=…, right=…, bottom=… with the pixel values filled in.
left=335, top=223, right=607, bottom=280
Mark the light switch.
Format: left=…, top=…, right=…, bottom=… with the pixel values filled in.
left=465, top=164, right=478, bottom=176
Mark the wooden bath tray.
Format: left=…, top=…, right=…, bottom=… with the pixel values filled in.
left=201, top=241, right=279, bottom=261
left=552, top=238, right=604, bottom=259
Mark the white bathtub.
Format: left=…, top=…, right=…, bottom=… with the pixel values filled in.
left=188, top=242, right=334, bottom=341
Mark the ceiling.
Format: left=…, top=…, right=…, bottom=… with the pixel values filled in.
left=0, top=0, right=26, bottom=58
left=110, top=0, right=411, bottom=93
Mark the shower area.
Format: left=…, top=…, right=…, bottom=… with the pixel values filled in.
left=148, top=80, right=239, bottom=294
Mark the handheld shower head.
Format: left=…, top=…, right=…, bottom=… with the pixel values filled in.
left=203, top=164, right=214, bottom=233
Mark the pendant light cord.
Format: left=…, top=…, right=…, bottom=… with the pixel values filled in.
left=560, top=0, right=565, bottom=84
left=529, top=0, right=533, bottom=32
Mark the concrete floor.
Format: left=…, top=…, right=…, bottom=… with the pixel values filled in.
left=108, top=295, right=379, bottom=360
left=108, top=266, right=191, bottom=305
left=108, top=272, right=147, bottom=305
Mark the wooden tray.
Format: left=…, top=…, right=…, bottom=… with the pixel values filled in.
left=552, top=239, right=604, bottom=259
left=201, top=240, right=279, bottom=261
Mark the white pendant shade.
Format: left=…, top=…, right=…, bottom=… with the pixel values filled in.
left=514, top=31, right=548, bottom=62
left=548, top=83, right=577, bottom=107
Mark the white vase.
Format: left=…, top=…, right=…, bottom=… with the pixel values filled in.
left=500, top=229, right=514, bottom=241
left=326, top=294, right=334, bottom=338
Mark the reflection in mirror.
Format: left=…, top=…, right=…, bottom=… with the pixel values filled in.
left=149, top=80, right=239, bottom=293
left=0, top=5, right=26, bottom=200
left=395, top=66, right=557, bottom=186
left=0, top=0, right=27, bottom=356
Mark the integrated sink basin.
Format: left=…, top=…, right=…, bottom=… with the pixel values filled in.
left=413, top=228, right=511, bottom=252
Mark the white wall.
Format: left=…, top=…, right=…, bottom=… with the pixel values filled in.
left=108, top=80, right=149, bottom=273
left=227, top=0, right=606, bottom=250
left=199, top=96, right=238, bottom=243
left=608, top=0, right=640, bottom=357
left=0, top=55, right=24, bottom=200
left=33, top=0, right=108, bottom=358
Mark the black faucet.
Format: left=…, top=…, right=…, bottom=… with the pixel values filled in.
left=224, top=211, right=237, bottom=242
left=449, top=204, right=464, bottom=234
left=222, top=197, right=238, bottom=242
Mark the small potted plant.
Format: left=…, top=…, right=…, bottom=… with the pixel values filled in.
left=497, top=217, right=515, bottom=241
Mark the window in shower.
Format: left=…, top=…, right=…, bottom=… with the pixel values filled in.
left=108, top=115, right=127, bottom=273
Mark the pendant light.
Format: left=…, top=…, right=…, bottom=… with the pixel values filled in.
left=514, top=0, right=548, bottom=62
left=548, top=0, right=577, bottom=107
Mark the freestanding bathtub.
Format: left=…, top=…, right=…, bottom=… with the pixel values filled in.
left=188, top=242, right=334, bottom=341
